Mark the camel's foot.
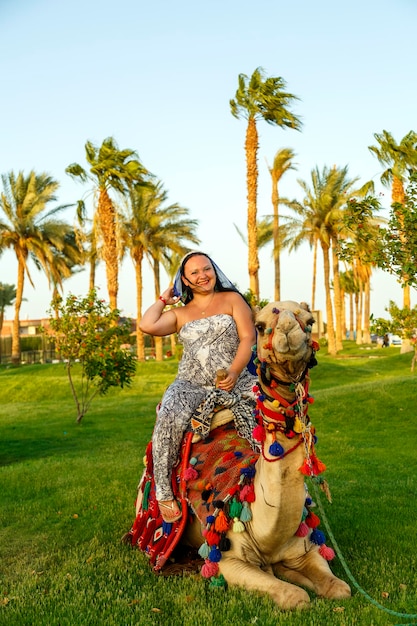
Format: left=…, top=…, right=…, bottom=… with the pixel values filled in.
left=219, top=558, right=310, bottom=610
left=274, top=554, right=351, bottom=601
left=317, top=575, right=351, bottom=600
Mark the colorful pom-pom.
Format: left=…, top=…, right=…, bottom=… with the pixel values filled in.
left=319, top=544, right=335, bottom=561
left=209, top=546, right=222, bottom=562
left=252, top=424, right=266, bottom=442
left=201, top=559, right=219, bottom=578
left=205, top=529, right=221, bottom=546
left=306, top=512, right=321, bottom=529
left=206, top=515, right=215, bottom=525
left=269, top=441, right=284, bottom=457
left=232, top=517, right=245, bottom=533
left=209, top=574, right=227, bottom=590
left=229, top=499, right=243, bottom=518
left=295, top=521, right=309, bottom=537
left=219, top=535, right=231, bottom=551
left=214, top=510, right=230, bottom=533
left=240, top=501, right=252, bottom=522
left=198, top=542, right=210, bottom=559
left=310, top=529, right=326, bottom=545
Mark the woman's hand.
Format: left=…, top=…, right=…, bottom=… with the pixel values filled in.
left=160, top=287, right=181, bottom=306
left=216, top=369, right=238, bottom=392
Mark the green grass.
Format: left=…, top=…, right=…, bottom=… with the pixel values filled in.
left=1, top=347, right=417, bottom=625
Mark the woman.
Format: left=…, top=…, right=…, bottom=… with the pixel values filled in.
left=139, top=251, right=257, bottom=523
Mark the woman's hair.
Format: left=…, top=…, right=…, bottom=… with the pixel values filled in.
left=178, top=251, right=250, bottom=308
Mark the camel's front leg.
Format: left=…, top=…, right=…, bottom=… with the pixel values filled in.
left=219, top=555, right=310, bottom=610
left=273, top=548, right=351, bottom=600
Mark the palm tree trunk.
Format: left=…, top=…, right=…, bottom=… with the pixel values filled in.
left=98, top=188, right=118, bottom=310
left=133, top=252, right=145, bottom=361
left=363, top=278, right=371, bottom=344
left=246, top=117, right=260, bottom=298
left=12, top=257, right=25, bottom=365
left=331, top=238, right=343, bottom=351
left=356, top=289, right=363, bottom=345
left=392, top=175, right=410, bottom=308
left=311, top=240, right=317, bottom=310
left=271, top=172, right=280, bottom=300
left=321, top=243, right=336, bottom=355
left=349, top=293, right=354, bottom=341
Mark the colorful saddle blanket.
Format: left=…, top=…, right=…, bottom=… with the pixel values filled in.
left=127, top=422, right=258, bottom=571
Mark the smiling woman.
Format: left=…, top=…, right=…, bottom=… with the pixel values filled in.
left=137, top=251, right=258, bottom=523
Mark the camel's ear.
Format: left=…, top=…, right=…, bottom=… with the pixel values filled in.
left=300, top=302, right=311, bottom=312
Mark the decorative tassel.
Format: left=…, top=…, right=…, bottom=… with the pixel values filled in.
left=232, top=517, right=245, bottom=533
left=293, top=417, right=303, bottom=433
left=209, top=546, right=222, bottom=562
left=198, top=542, right=210, bottom=559
left=305, top=512, right=321, bottom=528
left=240, top=501, right=252, bottom=522
left=310, top=529, right=326, bottom=545
left=212, top=500, right=224, bottom=509
left=209, top=574, right=227, bottom=590
left=295, top=521, right=309, bottom=537
left=240, top=484, right=255, bottom=503
left=319, top=544, right=335, bottom=561
left=201, top=559, right=219, bottom=578
left=269, top=441, right=284, bottom=457
left=205, top=529, right=221, bottom=546
left=219, top=535, right=231, bottom=551
left=229, top=498, right=243, bottom=518
left=240, top=465, right=256, bottom=479
left=299, top=459, right=312, bottom=476
left=214, top=510, right=230, bottom=533
left=252, top=424, right=266, bottom=442
left=311, top=454, right=327, bottom=475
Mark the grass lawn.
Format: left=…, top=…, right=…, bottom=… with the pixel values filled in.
left=0, top=344, right=416, bottom=625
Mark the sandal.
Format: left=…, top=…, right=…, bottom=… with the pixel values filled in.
left=158, top=500, right=182, bottom=523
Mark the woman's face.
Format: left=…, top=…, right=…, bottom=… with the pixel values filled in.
left=182, top=255, right=216, bottom=293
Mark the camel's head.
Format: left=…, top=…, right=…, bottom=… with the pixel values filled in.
left=255, top=301, right=317, bottom=384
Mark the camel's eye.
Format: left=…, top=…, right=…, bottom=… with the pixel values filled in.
left=308, top=317, right=315, bottom=327
left=255, top=322, right=266, bottom=335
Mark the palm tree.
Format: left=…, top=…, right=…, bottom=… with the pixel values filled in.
left=0, top=170, right=77, bottom=364
left=369, top=130, right=417, bottom=308
left=230, top=68, right=301, bottom=298
left=339, top=270, right=358, bottom=341
left=266, top=148, right=297, bottom=300
left=120, top=180, right=199, bottom=360
left=288, top=166, right=360, bottom=355
left=66, top=137, right=149, bottom=310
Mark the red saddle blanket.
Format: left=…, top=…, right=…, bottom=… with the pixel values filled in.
left=127, top=422, right=258, bottom=571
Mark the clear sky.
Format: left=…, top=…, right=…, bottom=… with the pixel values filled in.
left=1, top=0, right=416, bottom=321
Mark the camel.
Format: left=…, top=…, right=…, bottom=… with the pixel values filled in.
left=126, top=301, right=351, bottom=610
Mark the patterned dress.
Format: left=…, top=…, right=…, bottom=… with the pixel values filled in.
left=152, top=314, right=257, bottom=501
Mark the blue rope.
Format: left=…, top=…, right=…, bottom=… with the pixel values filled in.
left=311, top=478, right=417, bottom=622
